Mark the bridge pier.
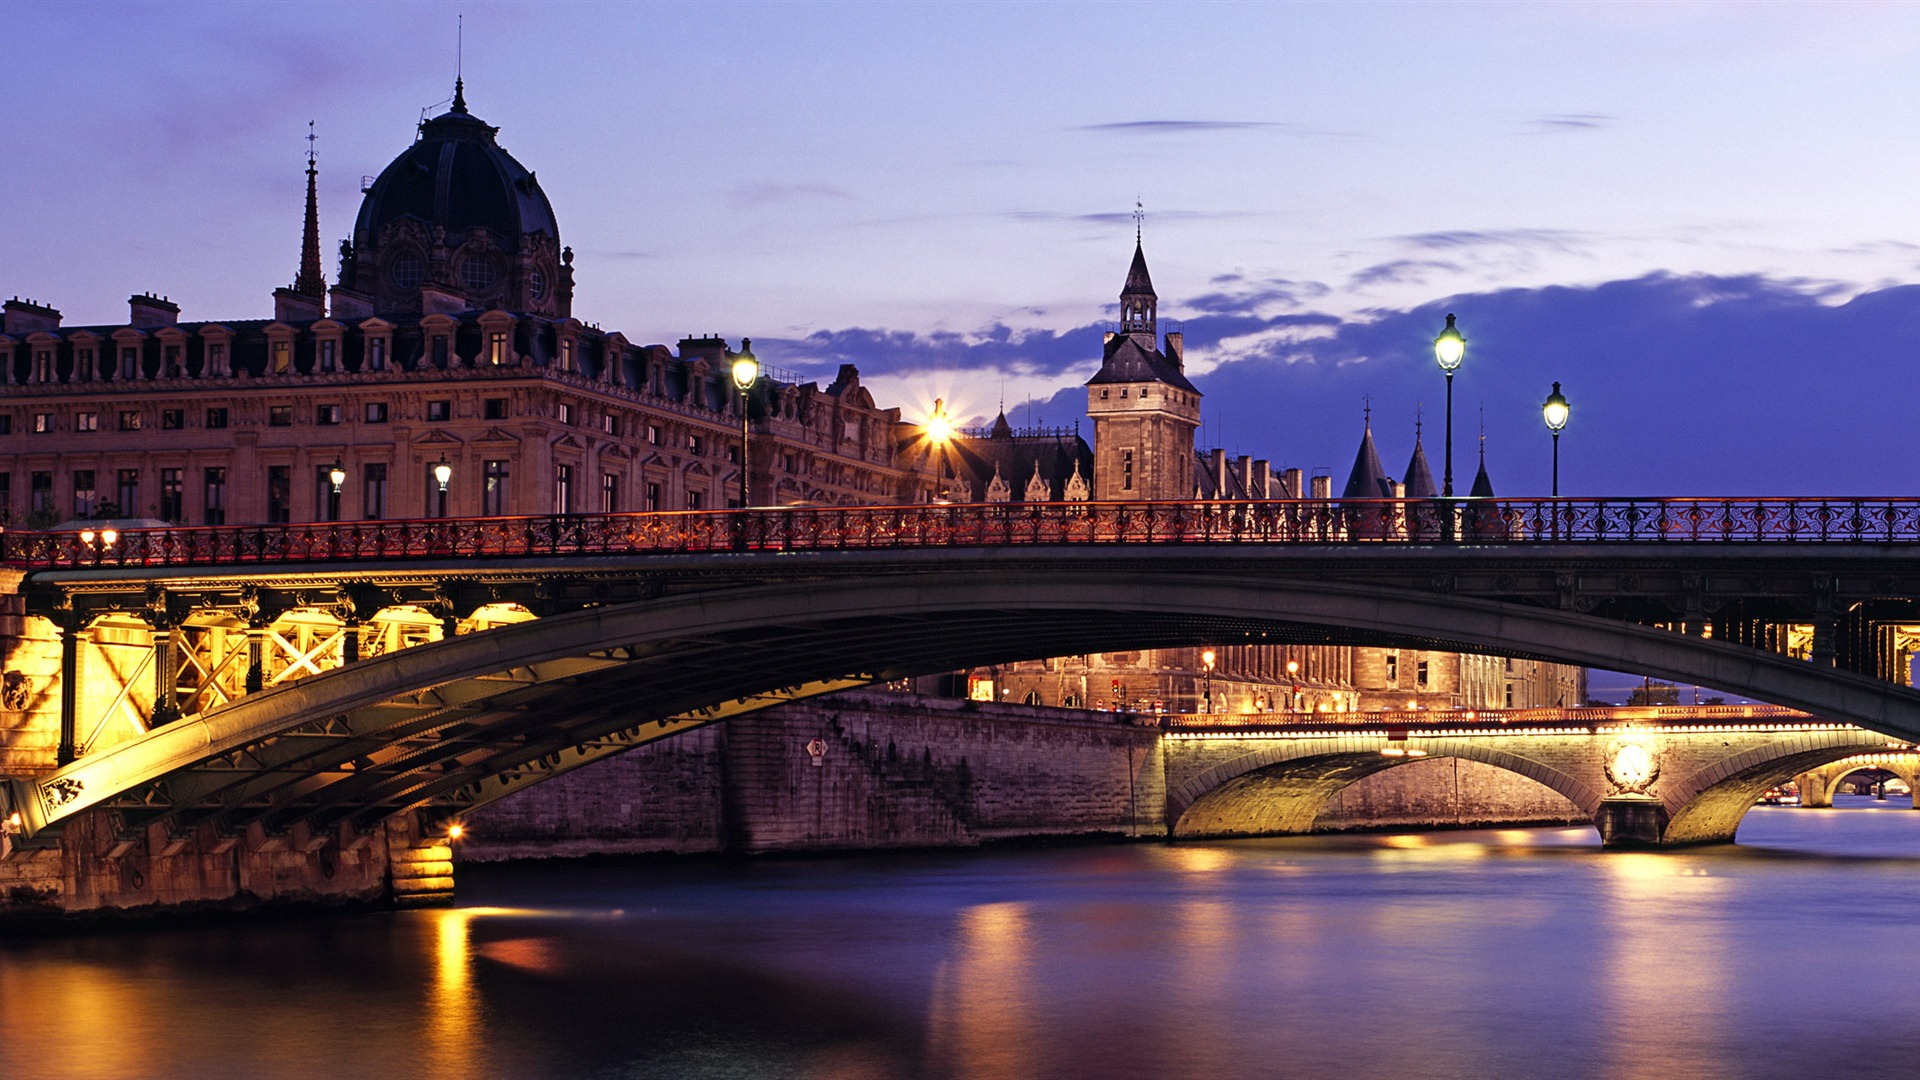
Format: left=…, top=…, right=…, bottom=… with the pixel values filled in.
left=1595, top=796, right=1670, bottom=848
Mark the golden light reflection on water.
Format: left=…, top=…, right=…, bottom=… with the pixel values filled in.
left=1600, top=853, right=1731, bottom=1080
left=925, top=901, right=1038, bottom=1080
left=423, top=908, right=481, bottom=1080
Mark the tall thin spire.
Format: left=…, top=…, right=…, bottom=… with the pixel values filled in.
left=451, top=15, right=468, bottom=113
left=293, top=121, right=326, bottom=299
left=1135, top=197, right=1143, bottom=244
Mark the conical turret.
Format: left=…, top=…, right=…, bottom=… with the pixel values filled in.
left=1343, top=411, right=1394, bottom=499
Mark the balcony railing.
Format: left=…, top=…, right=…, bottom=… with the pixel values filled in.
left=7, top=497, right=1920, bottom=570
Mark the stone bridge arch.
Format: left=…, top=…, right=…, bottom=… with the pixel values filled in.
left=16, top=560, right=1920, bottom=842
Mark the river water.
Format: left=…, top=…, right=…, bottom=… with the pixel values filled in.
left=3, top=797, right=1919, bottom=1080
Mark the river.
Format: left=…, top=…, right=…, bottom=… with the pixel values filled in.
left=2, top=797, right=1918, bottom=1079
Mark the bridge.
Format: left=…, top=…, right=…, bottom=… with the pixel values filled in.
left=7, top=497, right=1920, bottom=909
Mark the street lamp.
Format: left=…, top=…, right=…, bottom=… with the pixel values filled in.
left=327, top=458, right=346, bottom=521
left=1542, top=381, right=1569, bottom=497
left=1201, top=648, right=1217, bottom=714
left=1433, top=314, right=1465, bottom=497
left=433, top=454, right=452, bottom=518
left=1286, top=659, right=1300, bottom=712
left=731, top=338, right=759, bottom=511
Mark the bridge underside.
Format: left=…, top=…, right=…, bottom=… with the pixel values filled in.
left=16, top=553, right=1920, bottom=846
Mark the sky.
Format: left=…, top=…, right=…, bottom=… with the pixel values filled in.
left=9, top=1, right=1920, bottom=497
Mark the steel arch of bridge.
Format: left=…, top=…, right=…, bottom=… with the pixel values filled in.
left=14, top=550, right=1920, bottom=841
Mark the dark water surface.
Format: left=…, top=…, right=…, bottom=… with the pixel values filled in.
left=5, top=798, right=1920, bottom=1079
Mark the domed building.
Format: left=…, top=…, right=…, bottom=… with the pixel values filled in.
left=0, top=82, right=933, bottom=530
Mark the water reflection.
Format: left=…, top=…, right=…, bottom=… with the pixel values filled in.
left=3, top=812, right=1920, bottom=1080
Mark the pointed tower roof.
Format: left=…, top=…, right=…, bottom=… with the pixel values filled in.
left=1402, top=419, right=1437, bottom=498
left=1122, top=242, right=1155, bottom=299
left=1342, top=412, right=1395, bottom=499
left=990, top=410, right=1013, bottom=440
left=293, top=123, right=326, bottom=299
left=1469, top=436, right=1496, bottom=498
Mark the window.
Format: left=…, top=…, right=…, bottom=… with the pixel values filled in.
left=72, top=471, right=97, bottom=518
left=554, top=464, right=573, bottom=514
left=118, top=410, right=141, bottom=431
left=1100, top=389, right=1109, bottom=400
left=266, top=466, right=290, bottom=523
left=483, top=460, right=510, bottom=516
left=685, top=490, right=703, bottom=511
left=427, top=400, right=451, bottom=422
left=161, top=409, right=183, bottom=431
left=163, top=345, right=183, bottom=378
left=559, top=338, right=575, bottom=372
left=725, top=444, right=740, bottom=464
left=159, top=468, right=183, bottom=523
left=116, top=469, right=139, bottom=516
left=431, top=336, right=449, bottom=368
left=271, top=341, right=290, bottom=374
left=486, top=331, right=507, bottom=366
left=601, top=472, right=619, bottom=513
left=77, top=347, right=96, bottom=380
left=32, top=350, right=52, bottom=383
left=389, top=253, right=424, bottom=289
left=0, top=416, right=10, bottom=436
left=688, top=434, right=704, bottom=456
left=268, top=406, right=293, bottom=427
left=205, top=407, right=228, bottom=430
left=1121, top=448, right=1134, bottom=491
left=781, top=452, right=797, bottom=473
left=463, top=260, right=498, bottom=293
left=205, top=343, right=224, bottom=376
left=120, top=347, right=138, bottom=380
left=484, top=398, right=509, bottom=420
left=0, top=473, right=10, bottom=522
left=31, top=472, right=53, bottom=515
left=364, top=402, right=389, bottom=424
left=319, top=340, right=337, bottom=372
left=367, top=337, right=387, bottom=371
left=75, top=412, right=98, bottom=432
left=645, top=481, right=660, bottom=512
left=1417, top=660, right=1430, bottom=688
left=1386, top=654, right=1399, bottom=684
left=33, top=413, right=52, bottom=434
left=557, top=402, right=575, bottom=425
left=362, top=463, right=388, bottom=520
left=646, top=423, right=661, bottom=445
left=203, top=468, right=226, bottom=525
left=316, top=404, right=342, bottom=426
left=601, top=414, right=618, bottom=436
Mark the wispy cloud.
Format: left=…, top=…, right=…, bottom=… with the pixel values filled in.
left=1348, top=259, right=1464, bottom=288
left=1077, top=120, right=1292, bottom=134
left=1523, top=113, right=1615, bottom=133
left=1393, top=229, right=1594, bottom=254
left=730, top=183, right=856, bottom=209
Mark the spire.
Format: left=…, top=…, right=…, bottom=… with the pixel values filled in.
left=1403, top=415, right=1437, bottom=498
left=1469, top=430, right=1495, bottom=498
left=1120, top=210, right=1157, bottom=337
left=1342, top=408, right=1394, bottom=499
left=293, top=121, right=326, bottom=300
left=452, top=77, right=467, bottom=114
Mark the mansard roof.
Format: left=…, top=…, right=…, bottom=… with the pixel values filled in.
left=946, top=416, right=1093, bottom=502
left=1086, top=333, right=1199, bottom=393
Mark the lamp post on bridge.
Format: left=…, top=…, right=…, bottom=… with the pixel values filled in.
left=1433, top=314, right=1465, bottom=498
left=326, top=458, right=346, bottom=522
left=1202, top=648, right=1216, bottom=714
left=1542, top=381, right=1569, bottom=498
left=433, top=455, right=452, bottom=518
left=731, top=340, right=760, bottom=552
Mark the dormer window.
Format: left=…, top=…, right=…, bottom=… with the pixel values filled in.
left=487, top=331, right=508, bottom=366
left=367, top=337, right=387, bottom=371
left=77, top=348, right=95, bottom=381
left=120, top=347, right=139, bottom=380
left=271, top=341, right=290, bottom=374
left=32, top=350, right=52, bottom=383
left=319, top=340, right=337, bottom=372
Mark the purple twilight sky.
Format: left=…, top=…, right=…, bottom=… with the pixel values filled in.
left=9, top=1, right=1920, bottom=498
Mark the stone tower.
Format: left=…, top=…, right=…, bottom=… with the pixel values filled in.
left=1086, top=240, right=1201, bottom=500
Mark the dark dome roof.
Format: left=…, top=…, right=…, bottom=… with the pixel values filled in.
left=352, top=84, right=558, bottom=251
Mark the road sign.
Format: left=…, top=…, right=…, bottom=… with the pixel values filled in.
left=805, top=738, right=827, bottom=765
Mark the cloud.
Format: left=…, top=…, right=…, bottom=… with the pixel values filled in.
left=1523, top=113, right=1615, bottom=133
left=1393, top=229, right=1595, bottom=255
left=1077, top=120, right=1292, bottom=134
left=1347, top=259, right=1464, bottom=289
left=764, top=272, right=1920, bottom=498
left=730, top=183, right=856, bottom=209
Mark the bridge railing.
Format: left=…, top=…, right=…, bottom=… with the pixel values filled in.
left=8, top=497, right=1920, bottom=569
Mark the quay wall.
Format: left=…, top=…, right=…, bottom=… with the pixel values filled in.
left=459, top=693, right=1585, bottom=861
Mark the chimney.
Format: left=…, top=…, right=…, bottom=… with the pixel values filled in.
left=129, top=293, right=179, bottom=328
left=1253, top=459, right=1272, bottom=498
left=1164, top=331, right=1184, bottom=368
left=1281, top=467, right=1303, bottom=499
left=1211, top=448, right=1228, bottom=494
left=3, top=297, right=61, bottom=335
left=1237, top=455, right=1253, bottom=494
left=1310, top=473, right=1332, bottom=500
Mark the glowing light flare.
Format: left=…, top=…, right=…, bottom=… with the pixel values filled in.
left=328, top=458, right=346, bottom=493
left=433, top=455, right=452, bottom=492
left=1433, top=313, right=1465, bottom=373
left=1201, top=649, right=1216, bottom=670
left=446, top=822, right=465, bottom=841
left=730, top=342, right=759, bottom=391
left=100, top=529, right=117, bottom=544
left=1542, top=381, right=1570, bottom=432
left=925, top=397, right=955, bottom=445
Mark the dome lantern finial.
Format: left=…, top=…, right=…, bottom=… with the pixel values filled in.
left=452, top=77, right=467, bottom=114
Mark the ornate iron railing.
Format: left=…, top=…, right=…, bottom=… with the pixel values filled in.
left=8, top=497, right=1920, bottom=570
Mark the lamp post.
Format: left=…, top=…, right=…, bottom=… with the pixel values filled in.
left=731, top=339, right=759, bottom=511
left=327, top=458, right=346, bottom=522
left=1433, top=314, right=1465, bottom=497
left=1542, top=381, right=1569, bottom=497
left=1287, top=659, right=1300, bottom=712
left=433, top=455, right=452, bottom=518
left=1201, top=648, right=1217, bottom=714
